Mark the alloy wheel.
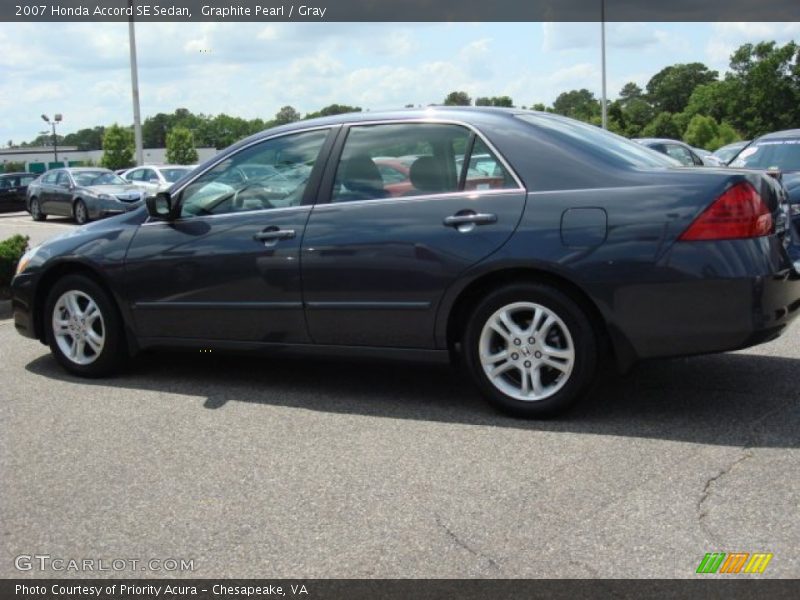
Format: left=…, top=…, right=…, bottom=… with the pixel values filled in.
left=51, top=290, right=105, bottom=366
left=478, top=301, right=575, bottom=402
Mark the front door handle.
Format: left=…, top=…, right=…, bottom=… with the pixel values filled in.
left=254, top=228, right=296, bottom=243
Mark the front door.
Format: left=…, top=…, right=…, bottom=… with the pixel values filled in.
left=301, top=122, right=527, bottom=348
left=124, top=128, right=335, bottom=344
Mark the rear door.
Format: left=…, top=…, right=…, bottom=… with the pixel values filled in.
left=124, top=127, right=336, bottom=344
left=301, top=121, right=527, bottom=348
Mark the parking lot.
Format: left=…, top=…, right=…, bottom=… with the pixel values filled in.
left=1, top=213, right=798, bottom=579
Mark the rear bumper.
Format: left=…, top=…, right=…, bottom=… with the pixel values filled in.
left=608, top=236, right=800, bottom=366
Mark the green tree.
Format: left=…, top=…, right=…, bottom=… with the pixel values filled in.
left=552, top=89, right=600, bottom=121
left=618, top=82, right=644, bottom=103
left=722, top=41, right=800, bottom=137
left=646, top=63, right=718, bottom=114
left=165, top=127, right=199, bottom=165
left=304, top=104, right=362, bottom=119
left=100, top=124, right=134, bottom=170
left=443, top=91, right=472, bottom=106
left=620, top=97, right=654, bottom=137
left=475, top=96, right=514, bottom=107
left=683, top=114, right=719, bottom=149
left=640, top=112, right=681, bottom=139
left=62, top=126, right=105, bottom=151
left=274, top=106, right=301, bottom=125
left=530, top=102, right=547, bottom=112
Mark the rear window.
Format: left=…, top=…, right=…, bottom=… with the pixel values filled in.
left=515, top=114, right=677, bottom=169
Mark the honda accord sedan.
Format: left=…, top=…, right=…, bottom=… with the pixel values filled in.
left=26, top=168, right=145, bottom=224
left=11, top=108, right=800, bottom=417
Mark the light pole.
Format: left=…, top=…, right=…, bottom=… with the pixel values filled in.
left=41, top=113, right=62, bottom=164
left=128, top=0, right=143, bottom=165
left=600, top=0, right=608, bottom=130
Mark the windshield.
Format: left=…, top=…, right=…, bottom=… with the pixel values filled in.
left=161, top=168, right=192, bottom=183
left=72, top=171, right=127, bottom=186
left=713, top=143, right=747, bottom=163
left=729, top=139, right=800, bottom=172
left=516, top=114, right=678, bottom=168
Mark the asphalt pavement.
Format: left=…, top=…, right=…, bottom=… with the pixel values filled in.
left=0, top=213, right=798, bottom=578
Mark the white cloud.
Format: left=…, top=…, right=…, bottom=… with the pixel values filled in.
left=705, top=22, right=800, bottom=66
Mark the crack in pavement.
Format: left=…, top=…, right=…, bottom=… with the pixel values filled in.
left=696, top=393, right=799, bottom=543
left=434, top=513, right=502, bottom=573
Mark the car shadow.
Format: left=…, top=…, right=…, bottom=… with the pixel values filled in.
left=24, top=349, right=800, bottom=448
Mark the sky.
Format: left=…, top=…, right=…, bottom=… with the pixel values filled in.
left=0, top=21, right=798, bottom=145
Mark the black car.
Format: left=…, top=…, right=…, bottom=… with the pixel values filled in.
left=0, top=172, right=37, bottom=212
left=11, top=108, right=800, bottom=417
left=729, top=129, right=800, bottom=263
left=25, top=167, right=145, bottom=224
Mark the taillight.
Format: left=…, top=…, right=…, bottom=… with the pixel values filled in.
left=679, top=181, right=773, bottom=241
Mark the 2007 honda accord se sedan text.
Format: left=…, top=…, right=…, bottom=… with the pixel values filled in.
left=11, top=108, right=800, bottom=417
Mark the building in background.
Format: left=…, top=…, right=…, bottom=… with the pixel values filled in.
left=0, top=146, right=218, bottom=173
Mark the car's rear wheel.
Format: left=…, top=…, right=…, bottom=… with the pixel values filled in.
left=463, top=283, right=597, bottom=418
left=29, top=197, right=46, bottom=221
left=73, top=199, right=90, bottom=225
left=45, top=275, right=125, bottom=377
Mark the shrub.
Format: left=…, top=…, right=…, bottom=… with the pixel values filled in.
left=0, top=234, right=30, bottom=295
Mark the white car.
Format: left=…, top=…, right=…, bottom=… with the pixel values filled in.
left=122, top=165, right=195, bottom=194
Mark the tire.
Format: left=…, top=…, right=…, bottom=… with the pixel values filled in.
left=44, top=274, right=126, bottom=377
left=73, top=199, right=90, bottom=225
left=29, top=197, right=46, bottom=221
left=463, top=283, right=597, bottom=418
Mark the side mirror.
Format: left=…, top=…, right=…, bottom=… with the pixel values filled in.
left=146, top=191, right=178, bottom=220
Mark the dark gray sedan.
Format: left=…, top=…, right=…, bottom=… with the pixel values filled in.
left=26, top=168, right=145, bottom=224
left=0, top=172, right=37, bottom=212
left=11, top=108, right=800, bottom=417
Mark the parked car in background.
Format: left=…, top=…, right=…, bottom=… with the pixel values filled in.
left=11, top=108, right=800, bottom=418
left=122, top=164, right=195, bottom=194
left=0, top=172, right=37, bottom=212
left=712, top=140, right=750, bottom=165
left=692, top=147, right=725, bottom=167
left=26, top=168, right=145, bottom=224
left=633, top=138, right=705, bottom=166
left=729, top=129, right=800, bottom=258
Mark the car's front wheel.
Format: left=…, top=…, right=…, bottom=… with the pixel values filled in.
left=29, top=197, right=46, bottom=221
left=73, top=199, right=90, bottom=225
left=463, top=283, right=597, bottom=418
left=45, top=275, right=125, bottom=377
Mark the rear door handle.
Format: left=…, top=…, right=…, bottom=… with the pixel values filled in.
left=443, top=212, right=497, bottom=227
left=254, top=228, right=296, bottom=242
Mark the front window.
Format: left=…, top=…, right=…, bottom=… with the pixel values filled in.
left=729, top=139, right=800, bottom=172
left=72, top=171, right=127, bottom=186
left=179, top=129, right=329, bottom=217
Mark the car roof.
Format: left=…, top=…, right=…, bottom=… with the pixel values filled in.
left=66, top=167, right=112, bottom=172
left=0, top=172, right=33, bottom=177
left=756, top=129, right=800, bottom=140
left=240, top=106, right=528, bottom=142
